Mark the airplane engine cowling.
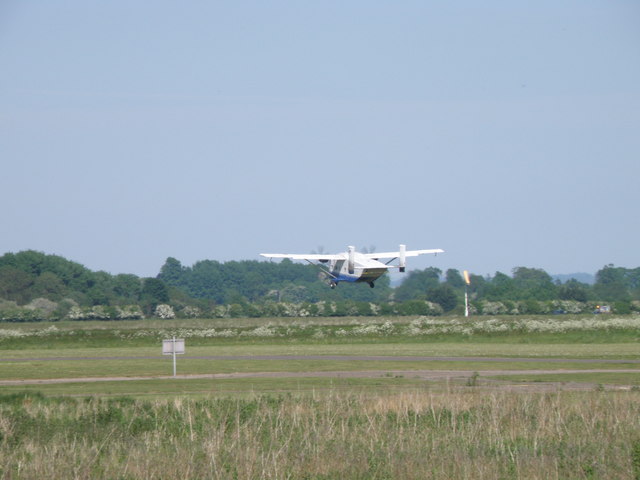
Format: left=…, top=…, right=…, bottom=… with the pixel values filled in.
left=399, top=244, right=406, bottom=273
left=348, top=245, right=355, bottom=274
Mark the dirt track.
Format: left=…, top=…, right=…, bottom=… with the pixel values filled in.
left=1, top=367, right=638, bottom=393
left=1, top=354, right=639, bottom=364
left=1, top=354, right=638, bottom=392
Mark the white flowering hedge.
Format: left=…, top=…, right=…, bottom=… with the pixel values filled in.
left=475, top=300, right=612, bottom=315
left=1, top=316, right=639, bottom=342
left=205, top=300, right=444, bottom=318
left=154, top=304, right=175, bottom=319
left=67, top=305, right=144, bottom=321
left=0, top=325, right=60, bottom=339
left=0, top=298, right=635, bottom=322
left=131, top=315, right=640, bottom=339
left=198, top=300, right=617, bottom=319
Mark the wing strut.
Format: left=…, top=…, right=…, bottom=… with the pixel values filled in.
left=304, top=259, right=338, bottom=280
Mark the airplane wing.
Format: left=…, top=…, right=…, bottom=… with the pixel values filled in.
left=260, top=253, right=345, bottom=261
left=363, top=248, right=444, bottom=259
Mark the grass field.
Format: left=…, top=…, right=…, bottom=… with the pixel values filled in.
left=1, top=390, right=639, bottom=479
left=1, top=315, right=639, bottom=478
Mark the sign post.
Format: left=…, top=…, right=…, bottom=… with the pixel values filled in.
left=162, top=337, right=185, bottom=377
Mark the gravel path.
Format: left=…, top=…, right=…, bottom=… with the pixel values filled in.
left=1, top=354, right=638, bottom=392
left=1, top=354, right=639, bottom=364
left=0, top=368, right=638, bottom=392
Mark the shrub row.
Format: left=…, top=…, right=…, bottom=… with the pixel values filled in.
left=1, top=298, right=639, bottom=322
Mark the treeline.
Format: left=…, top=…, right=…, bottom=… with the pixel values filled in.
left=395, top=266, right=640, bottom=315
left=0, top=250, right=638, bottom=321
left=0, top=251, right=171, bottom=321
left=156, top=257, right=392, bottom=303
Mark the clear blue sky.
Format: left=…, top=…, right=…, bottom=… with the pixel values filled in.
left=1, top=1, right=639, bottom=278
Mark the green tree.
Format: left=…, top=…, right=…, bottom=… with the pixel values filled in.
left=558, top=279, right=590, bottom=302
left=593, top=264, right=632, bottom=301
left=445, top=269, right=465, bottom=289
left=140, top=278, right=170, bottom=313
left=512, top=267, right=557, bottom=300
left=85, top=271, right=115, bottom=305
left=157, top=257, right=186, bottom=286
left=467, top=274, right=487, bottom=297
left=426, top=284, right=458, bottom=312
left=0, top=266, right=34, bottom=304
left=394, top=267, right=442, bottom=302
left=484, top=272, right=516, bottom=301
left=112, top=274, right=142, bottom=303
left=31, top=272, right=67, bottom=301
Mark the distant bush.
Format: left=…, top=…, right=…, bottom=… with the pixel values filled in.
left=66, top=305, right=143, bottom=321
left=154, top=304, right=175, bottom=319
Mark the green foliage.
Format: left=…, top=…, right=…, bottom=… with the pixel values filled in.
left=445, top=268, right=465, bottom=288
left=511, top=267, right=557, bottom=300
left=31, top=271, right=66, bottom=301
left=426, top=284, right=458, bottom=312
left=558, top=279, right=590, bottom=302
left=484, top=272, right=516, bottom=300
left=466, top=371, right=480, bottom=387
left=0, top=251, right=131, bottom=307
left=0, top=251, right=150, bottom=319
left=593, top=264, right=639, bottom=301
left=112, top=274, right=142, bottom=302
left=1, top=250, right=639, bottom=320
left=613, top=301, right=632, bottom=314
left=521, top=299, right=542, bottom=314
left=632, top=440, right=640, bottom=480
left=394, top=267, right=441, bottom=302
left=140, top=278, right=170, bottom=313
left=158, top=257, right=393, bottom=304
left=0, top=266, right=33, bottom=304
left=395, top=300, right=443, bottom=316
left=1, top=391, right=639, bottom=479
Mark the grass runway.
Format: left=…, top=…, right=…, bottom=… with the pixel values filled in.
left=1, top=316, right=639, bottom=395
left=1, top=316, right=639, bottom=479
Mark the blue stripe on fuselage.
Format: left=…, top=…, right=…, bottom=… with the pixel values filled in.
left=334, top=274, right=358, bottom=283
left=333, top=268, right=387, bottom=284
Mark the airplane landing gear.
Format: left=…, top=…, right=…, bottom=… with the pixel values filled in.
left=369, top=282, right=375, bottom=288
left=330, top=281, right=337, bottom=289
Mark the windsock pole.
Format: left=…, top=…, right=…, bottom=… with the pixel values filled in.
left=463, top=270, right=471, bottom=317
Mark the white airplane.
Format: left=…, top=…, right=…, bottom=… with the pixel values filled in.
left=260, top=244, right=444, bottom=288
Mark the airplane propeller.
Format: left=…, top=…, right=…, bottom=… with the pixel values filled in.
left=361, top=245, right=376, bottom=254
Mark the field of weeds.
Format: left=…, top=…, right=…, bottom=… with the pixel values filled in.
left=1, top=389, right=640, bottom=479
left=1, top=314, right=640, bottom=349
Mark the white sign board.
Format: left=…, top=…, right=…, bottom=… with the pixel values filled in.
left=163, top=338, right=185, bottom=355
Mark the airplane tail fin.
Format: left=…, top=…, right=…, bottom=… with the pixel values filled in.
left=348, top=246, right=355, bottom=274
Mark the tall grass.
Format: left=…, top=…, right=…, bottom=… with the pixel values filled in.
left=1, top=389, right=639, bottom=479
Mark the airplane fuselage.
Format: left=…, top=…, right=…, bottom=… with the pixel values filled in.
left=260, top=244, right=444, bottom=289
left=327, top=253, right=389, bottom=287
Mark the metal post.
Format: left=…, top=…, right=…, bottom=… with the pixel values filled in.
left=172, top=336, right=177, bottom=377
left=464, top=287, right=469, bottom=317
left=163, top=337, right=184, bottom=377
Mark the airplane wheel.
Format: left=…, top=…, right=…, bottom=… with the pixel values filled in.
left=330, top=282, right=336, bottom=289
left=369, top=282, right=375, bottom=288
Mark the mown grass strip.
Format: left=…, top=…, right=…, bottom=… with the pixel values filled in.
left=0, top=376, right=425, bottom=397
left=1, top=356, right=638, bottom=381
left=2, top=342, right=640, bottom=361
left=491, top=372, right=640, bottom=386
